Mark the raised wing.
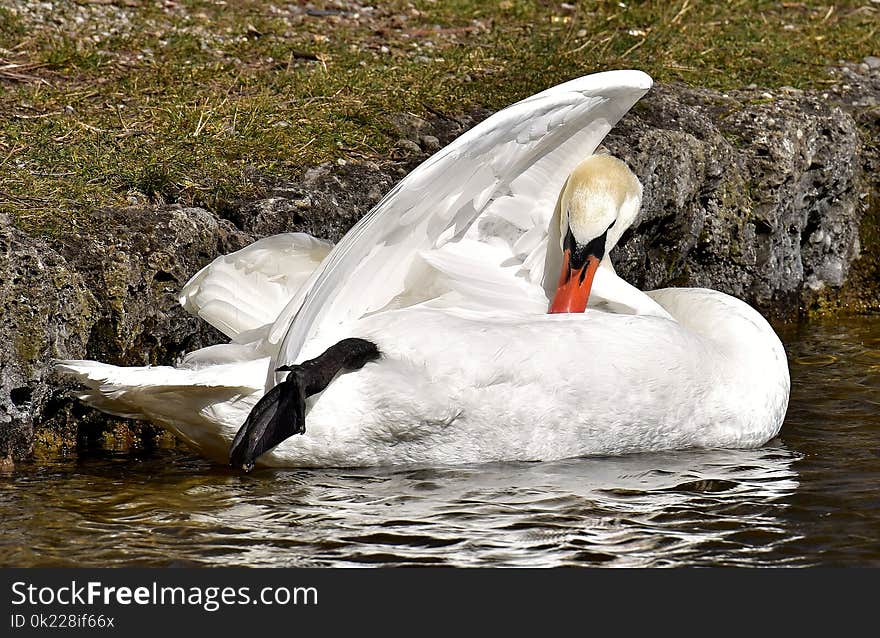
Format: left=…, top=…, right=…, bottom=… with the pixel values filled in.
left=269, top=70, right=653, bottom=375
left=180, top=233, right=332, bottom=339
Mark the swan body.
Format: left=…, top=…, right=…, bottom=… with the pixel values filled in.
left=58, top=70, right=790, bottom=469
left=253, top=292, right=787, bottom=468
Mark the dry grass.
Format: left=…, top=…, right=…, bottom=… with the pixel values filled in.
left=0, top=0, right=876, bottom=235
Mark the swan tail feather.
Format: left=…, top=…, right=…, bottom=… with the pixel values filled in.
left=56, top=358, right=270, bottom=462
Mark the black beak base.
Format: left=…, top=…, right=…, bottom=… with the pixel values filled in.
left=564, top=226, right=608, bottom=272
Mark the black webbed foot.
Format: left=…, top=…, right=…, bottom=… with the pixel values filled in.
left=229, top=368, right=307, bottom=472
left=229, top=338, right=380, bottom=472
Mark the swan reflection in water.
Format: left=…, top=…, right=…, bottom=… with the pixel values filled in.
left=0, top=443, right=806, bottom=567
left=178, top=444, right=800, bottom=567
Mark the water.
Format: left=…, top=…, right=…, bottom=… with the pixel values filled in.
left=1, top=318, right=878, bottom=567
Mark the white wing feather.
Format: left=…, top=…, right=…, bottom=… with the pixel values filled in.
left=419, top=240, right=549, bottom=313
left=180, top=233, right=332, bottom=339
left=265, top=71, right=652, bottom=377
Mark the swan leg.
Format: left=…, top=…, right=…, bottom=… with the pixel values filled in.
left=229, top=338, right=381, bottom=472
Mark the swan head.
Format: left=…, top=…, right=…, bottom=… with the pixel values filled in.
left=549, top=154, right=642, bottom=313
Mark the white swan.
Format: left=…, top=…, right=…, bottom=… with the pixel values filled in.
left=57, top=70, right=790, bottom=469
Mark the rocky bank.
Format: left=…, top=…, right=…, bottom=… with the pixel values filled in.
left=2, top=67, right=878, bottom=463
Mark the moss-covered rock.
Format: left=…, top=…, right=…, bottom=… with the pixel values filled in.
left=605, top=81, right=867, bottom=319
left=0, top=206, right=251, bottom=461
left=0, top=217, right=96, bottom=460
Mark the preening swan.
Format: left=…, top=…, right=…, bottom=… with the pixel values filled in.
left=57, top=70, right=790, bottom=470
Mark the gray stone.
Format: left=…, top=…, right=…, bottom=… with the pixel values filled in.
left=385, top=113, right=426, bottom=141
left=227, top=163, right=398, bottom=242
left=603, top=81, right=865, bottom=318
left=56, top=206, right=250, bottom=366
left=420, top=135, right=441, bottom=151
left=395, top=138, right=422, bottom=154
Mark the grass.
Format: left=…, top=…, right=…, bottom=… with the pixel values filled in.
left=0, top=0, right=876, bottom=236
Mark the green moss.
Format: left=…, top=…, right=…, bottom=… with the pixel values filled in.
left=0, top=0, right=875, bottom=236
left=32, top=416, right=178, bottom=456
left=13, top=327, right=40, bottom=376
left=40, top=36, right=104, bottom=72
left=813, top=190, right=880, bottom=316
left=120, top=163, right=178, bottom=203
left=32, top=428, right=73, bottom=456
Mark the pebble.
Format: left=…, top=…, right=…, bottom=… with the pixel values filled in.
left=864, top=56, right=880, bottom=70
left=420, top=135, right=440, bottom=151
left=396, top=138, right=421, bottom=154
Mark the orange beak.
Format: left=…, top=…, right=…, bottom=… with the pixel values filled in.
left=549, top=250, right=601, bottom=314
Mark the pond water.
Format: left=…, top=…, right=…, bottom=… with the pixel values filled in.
left=1, top=317, right=878, bottom=567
